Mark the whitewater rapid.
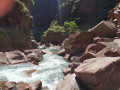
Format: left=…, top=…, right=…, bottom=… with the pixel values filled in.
left=0, top=47, right=69, bottom=90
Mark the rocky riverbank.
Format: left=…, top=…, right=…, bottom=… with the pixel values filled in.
left=54, top=3, right=120, bottom=90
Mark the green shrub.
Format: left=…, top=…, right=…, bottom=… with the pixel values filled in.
left=63, top=21, right=79, bottom=34
left=42, top=21, right=79, bottom=37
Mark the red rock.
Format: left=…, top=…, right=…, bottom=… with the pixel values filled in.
left=94, top=37, right=114, bottom=43
left=63, top=54, right=70, bottom=60
left=49, top=43, right=54, bottom=47
left=85, top=42, right=108, bottom=54
left=31, top=40, right=39, bottom=49
left=57, top=49, right=66, bottom=56
left=63, top=31, right=95, bottom=54
left=0, top=0, right=33, bottom=52
left=56, top=74, right=80, bottom=90
left=75, top=57, right=120, bottom=90
left=116, top=32, right=120, bottom=38
left=42, top=44, right=46, bottom=49
left=54, top=45, right=61, bottom=50
left=41, top=31, right=68, bottom=45
left=24, top=69, right=37, bottom=77
left=15, top=81, right=29, bottom=90
left=62, top=67, right=71, bottom=76
left=24, top=49, right=43, bottom=62
left=95, top=41, right=120, bottom=57
left=32, top=61, right=39, bottom=65
left=5, top=50, right=28, bottom=64
left=5, top=81, right=16, bottom=89
left=29, top=80, right=42, bottom=90
left=89, top=21, right=117, bottom=38
left=41, top=49, right=53, bottom=55
left=104, top=50, right=120, bottom=57
left=0, top=81, right=7, bottom=89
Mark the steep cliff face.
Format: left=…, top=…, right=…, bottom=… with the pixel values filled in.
left=0, top=0, right=35, bottom=52
left=31, top=0, right=58, bottom=41
left=58, top=0, right=120, bottom=28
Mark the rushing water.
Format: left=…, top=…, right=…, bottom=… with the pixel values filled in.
left=0, top=47, right=69, bottom=90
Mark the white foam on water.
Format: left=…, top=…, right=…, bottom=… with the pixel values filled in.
left=0, top=54, right=69, bottom=90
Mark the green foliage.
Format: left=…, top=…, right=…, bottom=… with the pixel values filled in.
left=31, top=0, right=35, bottom=5
left=74, top=17, right=80, bottom=21
left=63, top=21, right=79, bottom=34
left=15, top=0, right=34, bottom=18
left=61, top=3, right=65, bottom=7
left=42, top=21, right=79, bottom=37
left=15, top=0, right=29, bottom=12
left=60, top=0, right=74, bottom=8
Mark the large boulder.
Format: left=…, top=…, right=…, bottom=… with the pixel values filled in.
left=5, top=50, right=28, bottom=64
left=75, top=57, right=120, bottom=90
left=56, top=74, right=80, bottom=90
left=15, top=81, right=29, bottom=90
left=63, top=31, right=95, bottom=54
left=29, top=80, right=42, bottom=90
left=24, top=49, right=43, bottom=62
left=85, top=42, right=108, bottom=54
left=95, top=41, right=120, bottom=57
left=89, top=21, right=118, bottom=38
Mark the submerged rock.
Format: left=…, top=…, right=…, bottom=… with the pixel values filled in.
left=32, top=60, right=39, bottom=65
left=24, top=69, right=37, bottom=77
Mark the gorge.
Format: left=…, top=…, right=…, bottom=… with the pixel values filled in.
left=0, top=0, right=120, bottom=90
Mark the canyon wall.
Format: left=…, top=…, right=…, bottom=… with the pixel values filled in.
left=0, top=0, right=34, bottom=52
left=58, top=0, right=120, bottom=28
left=31, top=0, right=59, bottom=41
